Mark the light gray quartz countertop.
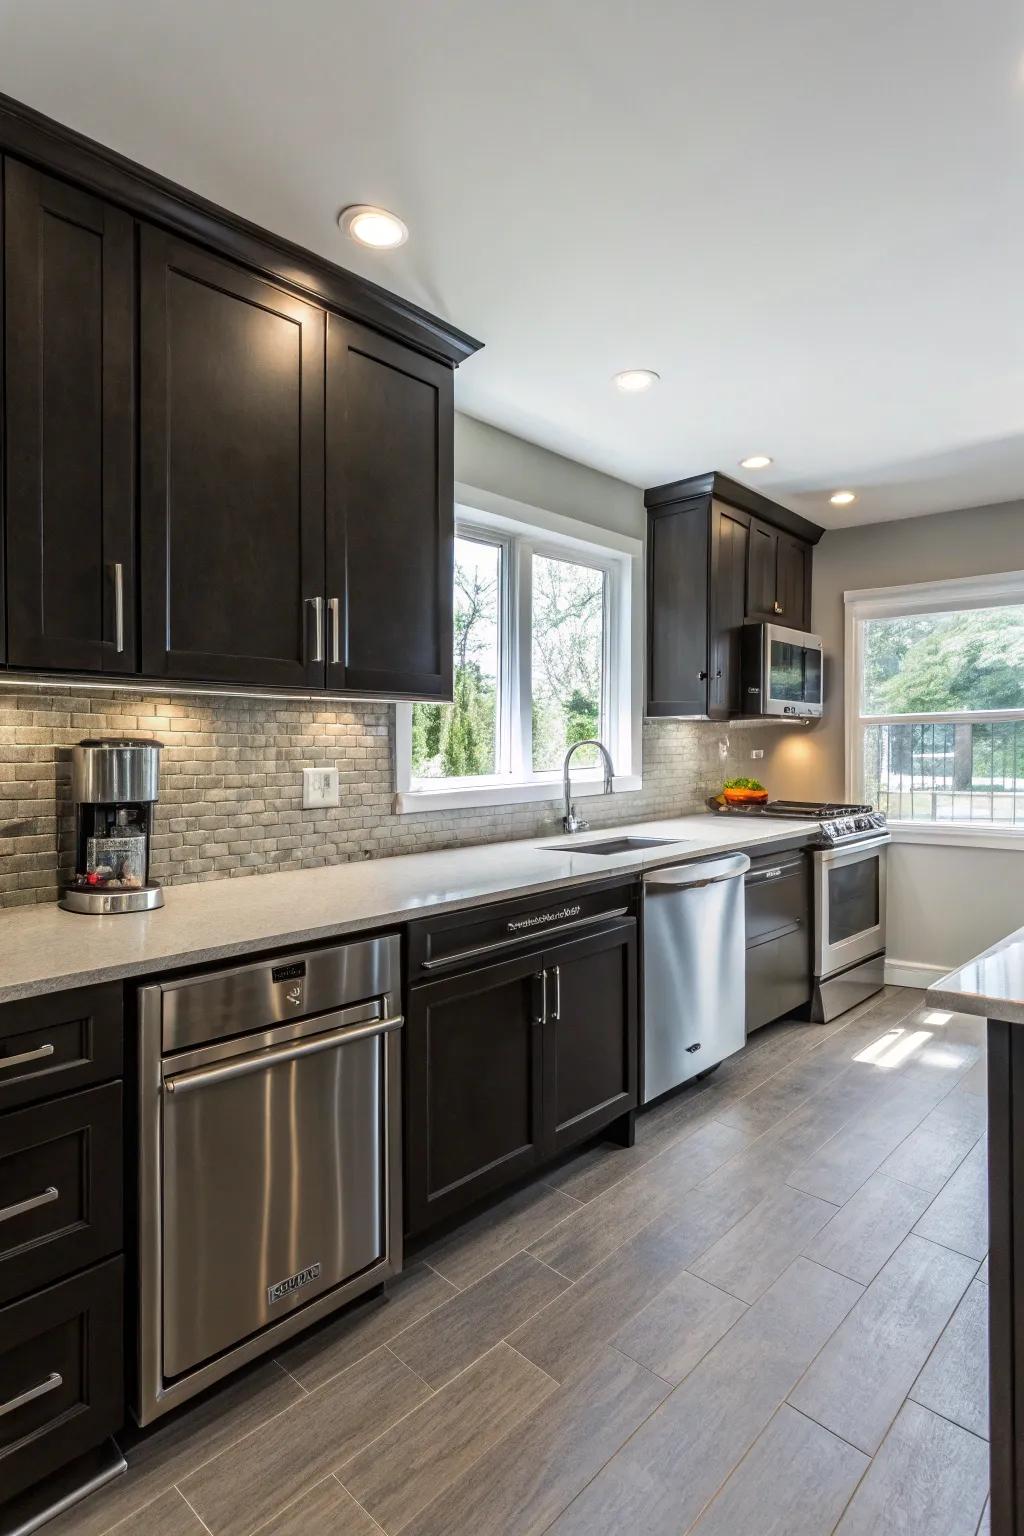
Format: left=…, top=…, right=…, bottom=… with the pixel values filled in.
left=0, top=812, right=819, bottom=1004
left=929, top=925, right=1024, bottom=1025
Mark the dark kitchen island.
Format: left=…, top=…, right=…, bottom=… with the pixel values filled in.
left=931, top=930, right=1024, bottom=1536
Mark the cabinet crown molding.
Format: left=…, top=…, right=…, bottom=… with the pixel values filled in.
left=644, top=470, right=824, bottom=545
left=0, top=91, right=483, bottom=368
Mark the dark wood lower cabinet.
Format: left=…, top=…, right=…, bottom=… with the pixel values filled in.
left=405, top=917, right=638, bottom=1236
left=0, top=1258, right=123, bottom=1506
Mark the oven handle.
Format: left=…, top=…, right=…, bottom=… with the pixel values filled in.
left=817, top=834, right=890, bottom=865
left=164, top=1014, right=403, bottom=1096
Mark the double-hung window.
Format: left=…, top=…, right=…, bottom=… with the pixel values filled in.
left=396, top=502, right=641, bottom=812
left=846, top=571, right=1024, bottom=841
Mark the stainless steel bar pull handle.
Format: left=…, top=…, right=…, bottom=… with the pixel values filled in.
left=0, top=1042, right=54, bottom=1073
left=551, top=965, right=561, bottom=1021
left=307, top=597, right=325, bottom=664
left=165, top=1014, right=404, bottom=1096
left=0, top=1372, right=62, bottom=1420
left=328, top=597, right=341, bottom=665
left=108, top=562, right=125, bottom=652
left=0, top=1186, right=58, bottom=1225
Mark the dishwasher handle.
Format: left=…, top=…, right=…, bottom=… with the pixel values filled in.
left=644, top=852, right=750, bottom=890
left=164, top=1013, right=403, bottom=1096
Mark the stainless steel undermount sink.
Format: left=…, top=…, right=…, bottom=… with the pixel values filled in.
left=544, top=836, right=686, bottom=856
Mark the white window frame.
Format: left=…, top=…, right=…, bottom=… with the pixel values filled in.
left=845, top=568, right=1024, bottom=850
left=395, top=484, right=643, bottom=813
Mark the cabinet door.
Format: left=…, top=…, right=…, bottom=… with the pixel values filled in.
left=326, top=315, right=454, bottom=698
left=746, top=517, right=779, bottom=621
left=4, top=161, right=134, bottom=673
left=646, top=499, right=709, bottom=716
left=405, top=953, right=544, bottom=1235
left=776, top=533, right=811, bottom=629
left=543, top=919, right=638, bottom=1155
left=709, top=501, right=750, bottom=717
left=140, top=228, right=325, bottom=688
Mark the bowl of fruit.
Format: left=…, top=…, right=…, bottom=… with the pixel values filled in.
left=721, top=776, right=769, bottom=806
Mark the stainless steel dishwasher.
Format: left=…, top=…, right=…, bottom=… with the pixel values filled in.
left=135, top=934, right=402, bottom=1425
left=642, top=852, right=750, bottom=1102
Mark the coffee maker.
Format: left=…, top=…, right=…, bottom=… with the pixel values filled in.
left=61, top=739, right=164, bottom=913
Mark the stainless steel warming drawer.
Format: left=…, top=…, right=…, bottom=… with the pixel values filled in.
left=135, top=934, right=403, bottom=1426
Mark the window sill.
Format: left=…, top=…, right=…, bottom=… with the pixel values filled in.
left=888, top=821, right=1024, bottom=852
left=394, top=774, right=643, bottom=816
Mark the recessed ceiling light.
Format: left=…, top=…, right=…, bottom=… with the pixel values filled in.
left=830, top=490, right=857, bottom=506
left=613, top=369, right=660, bottom=393
left=739, top=455, right=773, bottom=470
left=338, top=205, right=408, bottom=249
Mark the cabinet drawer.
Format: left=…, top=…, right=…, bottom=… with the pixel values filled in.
left=0, top=984, right=122, bottom=1112
left=0, top=1084, right=123, bottom=1305
left=0, top=1258, right=123, bottom=1504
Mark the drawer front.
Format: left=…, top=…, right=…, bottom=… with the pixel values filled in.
left=0, top=1084, right=123, bottom=1305
left=0, top=984, right=122, bottom=1112
left=0, top=1258, right=123, bottom=1504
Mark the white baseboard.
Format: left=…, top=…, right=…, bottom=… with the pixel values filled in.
left=884, top=958, right=951, bottom=989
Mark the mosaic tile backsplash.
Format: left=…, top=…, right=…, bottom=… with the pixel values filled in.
left=0, top=684, right=788, bottom=906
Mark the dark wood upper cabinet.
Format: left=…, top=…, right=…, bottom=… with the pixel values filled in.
left=326, top=315, right=454, bottom=698
left=139, top=228, right=326, bottom=688
left=645, top=471, right=821, bottom=716
left=3, top=159, right=135, bottom=673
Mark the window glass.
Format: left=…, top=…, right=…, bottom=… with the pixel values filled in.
left=530, top=554, right=606, bottom=772
left=862, top=604, right=1024, bottom=715
left=411, top=536, right=501, bottom=780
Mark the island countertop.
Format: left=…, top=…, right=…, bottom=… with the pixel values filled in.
left=0, top=812, right=818, bottom=1004
left=929, top=925, right=1024, bottom=1025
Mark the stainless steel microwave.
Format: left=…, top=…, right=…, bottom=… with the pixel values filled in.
left=741, top=622, right=823, bottom=718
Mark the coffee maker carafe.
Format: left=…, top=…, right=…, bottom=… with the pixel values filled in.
left=61, top=738, right=164, bottom=913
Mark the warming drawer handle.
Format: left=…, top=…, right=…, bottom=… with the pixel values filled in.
left=419, top=907, right=631, bottom=972
left=164, top=1014, right=403, bottom=1096
left=0, top=1372, right=62, bottom=1420
left=0, top=1186, right=59, bottom=1225
left=0, top=1042, right=55, bottom=1073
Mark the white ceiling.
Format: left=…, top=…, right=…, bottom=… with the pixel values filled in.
left=2, top=0, right=1023, bottom=529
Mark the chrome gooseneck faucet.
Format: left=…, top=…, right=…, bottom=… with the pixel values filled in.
left=562, top=739, right=615, bottom=833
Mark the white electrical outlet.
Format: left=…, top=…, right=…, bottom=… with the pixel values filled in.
left=750, top=749, right=765, bottom=760
left=302, top=767, right=340, bottom=809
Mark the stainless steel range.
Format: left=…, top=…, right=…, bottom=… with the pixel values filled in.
left=715, top=800, right=890, bottom=1022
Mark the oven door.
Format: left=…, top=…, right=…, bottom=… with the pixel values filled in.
left=813, top=834, right=888, bottom=979
left=763, top=624, right=823, bottom=718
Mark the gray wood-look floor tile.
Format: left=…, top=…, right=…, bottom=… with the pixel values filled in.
left=42, top=1361, right=305, bottom=1536
left=387, top=1251, right=569, bottom=1387
left=879, top=1103, right=983, bottom=1195
left=340, top=1343, right=554, bottom=1532
left=509, top=1191, right=752, bottom=1383
left=109, top=1489, right=208, bottom=1536
left=978, top=1253, right=989, bottom=1283
left=398, top=1347, right=669, bottom=1536
left=415, top=1181, right=580, bottom=1287
left=914, top=1138, right=989, bottom=1260
left=786, top=1078, right=946, bottom=1206
left=250, top=1478, right=381, bottom=1536
left=978, top=1497, right=991, bottom=1534
left=716, top=1049, right=856, bottom=1137
left=180, top=1347, right=431, bottom=1536
left=276, top=1263, right=457, bottom=1393
left=804, top=1171, right=933, bottom=1285
left=689, top=1183, right=838, bottom=1303
left=633, top=1117, right=758, bottom=1204
left=933, top=1083, right=990, bottom=1137
left=546, top=1257, right=862, bottom=1536
left=687, top=1403, right=869, bottom=1536
left=612, top=1267, right=747, bottom=1384
left=834, top=1400, right=989, bottom=1536
left=526, top=1163, right=674, bottom=1279
left=911, top=1278, right=990, bottom=1439
left=960, top=1055, right=988, bottom=1097
left=789, top=1234, right=978, bottom=1454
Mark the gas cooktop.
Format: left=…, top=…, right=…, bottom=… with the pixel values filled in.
left=712, top=798, right=888, bottom=847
